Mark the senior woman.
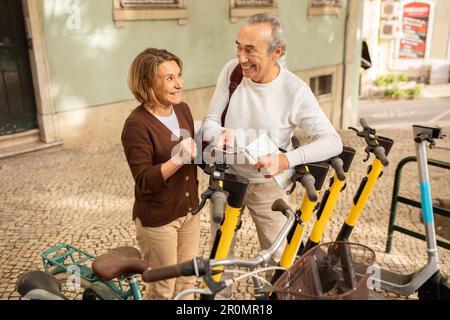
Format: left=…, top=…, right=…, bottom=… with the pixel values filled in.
left=121, top=48, right=199, bottom=300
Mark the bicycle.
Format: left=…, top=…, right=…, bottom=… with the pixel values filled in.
left=16, top=199, right=297, bottom=300
left=140, top=198, right=298, bottom=300
left=16, top=243, right=149, bottom=300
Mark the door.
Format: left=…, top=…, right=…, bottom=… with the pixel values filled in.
left=0, top=0, right=37, bottom=136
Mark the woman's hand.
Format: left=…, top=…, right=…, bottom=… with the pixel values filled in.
left=173, top=137, right=197, bottom=165
left=162, top=137, right=197, bottom=181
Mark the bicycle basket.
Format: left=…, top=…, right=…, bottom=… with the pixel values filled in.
left=273, top=242, right=376, bottom=300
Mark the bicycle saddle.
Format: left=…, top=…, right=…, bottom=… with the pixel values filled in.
left=92, top=246, right=150, bottom=281
left=16, top=271, right=67, bottom=300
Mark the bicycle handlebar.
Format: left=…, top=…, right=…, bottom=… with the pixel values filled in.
left=142, top=199, right=296, bottom=286
left=142, top=258, right=208, bottom=283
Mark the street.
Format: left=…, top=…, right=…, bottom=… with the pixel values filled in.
left=359, top=98, right=450, bottom=128
left=1, top=125, right=450, bottom=300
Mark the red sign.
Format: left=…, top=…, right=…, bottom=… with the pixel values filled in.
left=399, top=2, right=430, bottom=59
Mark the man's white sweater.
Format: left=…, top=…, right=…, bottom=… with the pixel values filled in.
left=202, top=59, right=343, bottom=183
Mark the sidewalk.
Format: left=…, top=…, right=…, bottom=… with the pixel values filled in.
left=0, top=125, right=449, bottom=300
left=422, top=83, right=450, bottom=100
left=360, top=83, right=450, bottom=104
left=359, top=83, right=450, bottom=130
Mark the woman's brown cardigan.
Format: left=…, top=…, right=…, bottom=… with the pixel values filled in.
left=121, top=103, right=199, bottom=227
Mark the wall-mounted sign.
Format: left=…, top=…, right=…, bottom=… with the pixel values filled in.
left=399, top=2, right=430, bottom=59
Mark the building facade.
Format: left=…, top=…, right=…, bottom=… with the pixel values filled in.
left=0, top=0, right=364, bottom=156
left=361, top=0, right=450, bottom=97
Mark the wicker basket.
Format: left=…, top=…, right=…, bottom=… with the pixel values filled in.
left=273, top=242, right=376, bottom=300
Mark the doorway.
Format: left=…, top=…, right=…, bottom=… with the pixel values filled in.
left=0, top=0, right=37, bottom=136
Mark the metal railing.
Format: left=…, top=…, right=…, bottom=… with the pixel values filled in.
left=386, top=156, right=450, bottom=253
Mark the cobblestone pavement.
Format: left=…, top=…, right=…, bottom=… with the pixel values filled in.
left=0, top=125, right=449, bottom=300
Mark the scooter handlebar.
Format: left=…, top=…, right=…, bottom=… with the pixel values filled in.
left=330, top=157, right=346, bottom=181
left=291, top=135, right=301, bottom=149
left=360, top=118, right=370, bottom=130
left=211, top=191, right=227, bottom=224
left=373, top=146, right=389, bottom=166
left=301, top=174, right=318, bottom=202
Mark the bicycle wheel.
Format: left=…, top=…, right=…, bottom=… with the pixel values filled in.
left=53, top=272, right=92, bottom=300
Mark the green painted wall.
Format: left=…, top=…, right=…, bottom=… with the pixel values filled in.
left=280, top=0, right=347, bottom=71
left=43, top=0, right=348, bottom=112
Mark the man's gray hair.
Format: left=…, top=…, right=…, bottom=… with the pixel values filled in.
left=247, top=13, right=286, bottom=57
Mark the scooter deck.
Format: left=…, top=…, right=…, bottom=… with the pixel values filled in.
left=369, top=290, right=386, bottom=300
left=378, top=262, right=439, bottom=297
left=380, top=268, right=416, bottom=285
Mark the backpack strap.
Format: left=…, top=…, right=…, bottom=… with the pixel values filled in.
left=220, top=64, right=243, bottom=127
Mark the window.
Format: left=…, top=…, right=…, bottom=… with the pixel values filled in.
left=113, top=0, right=187, bottom=27
left=229, top=0, right=278, bottom=23
left=121, top=0, right=179, bottom=6
left=310, top=74, right=333, bottom=97
left=235, top=0, right=273, bottom=6
left=308, top=0, right=343, bottom=19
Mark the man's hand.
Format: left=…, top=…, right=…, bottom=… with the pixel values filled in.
left=254, top=153, right=290, bottom=178
left=216, top=129, right=235, bottom=150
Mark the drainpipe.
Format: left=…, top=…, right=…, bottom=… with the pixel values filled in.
left=340, top=0, right=364, bottom=129
left=340, top=1, right=350, bottom=130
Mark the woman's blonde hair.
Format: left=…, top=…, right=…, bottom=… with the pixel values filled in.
left=128, top=48, right=183, bottom=106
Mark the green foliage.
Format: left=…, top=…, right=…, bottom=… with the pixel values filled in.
left=384, top=84, right=423, bottom=99
left=374, top=75, right=394, bottom=87
left=384, top=87, right=406, bottom=99
left=374, top=74, right=409, bottom=87
left=406, top=84, right=424, bottom=99
left=396, top=74, right=409, bottom=82
left=374, top=73, right=422, bottom=99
